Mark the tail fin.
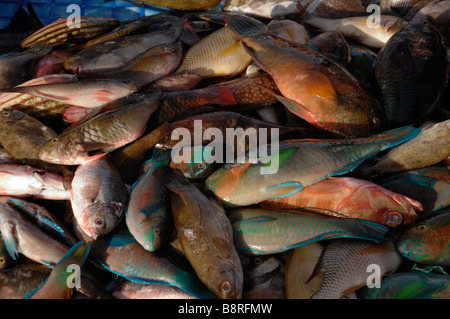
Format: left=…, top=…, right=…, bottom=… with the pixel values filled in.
left=345, top=218, right=389, bottom=243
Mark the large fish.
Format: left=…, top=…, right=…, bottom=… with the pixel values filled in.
left=25, top=241, right=91, bottom=299
left=397, top=212, right=450, bottom=267
left=153, top=166, right=243, bottom=299
left=70, top=157, right=127, bottom=240
left=261, top=176, right=422, bottom=227
left=38, top=92, right=161, bottom=165
left=223, top=13, right=383, bottom=138
left=374, top=20, right=448, bottom=127
left=126, top=150, right=171, bottom=252
left=205, top=126, right=420, bottom=206
left=228, top=208, right=389, bottom=255
left=310, top=239, right=402, bottom=299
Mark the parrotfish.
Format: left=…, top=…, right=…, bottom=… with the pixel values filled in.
left=358, top=271, right=450, bottom=299
left=397, top=212, right=450, bottom=267
left=153, top=166, right=243, bottom=299
left=25, top=241, right=91, bottom=299
left=223, top=13, right=383, bottom=138
left=310, top=239, right=402, bottom=299
left=205, top=126, right=420, bottom=206
left=126, top=150, right=171, bottom=252
left=111, top=281, right=197, bottom=299
left=261, top=176, right=422, bottom=227
left=228, top=208, right=389, bottom=255
left=38, top=92, right=161, bottom=165
left=70, top=157, right=127, bottom=240
left=412, top=0, right=450, bottom=45
left=374, top=20, right=448, bottom=127
left=0, top=263, right=51, bottom=298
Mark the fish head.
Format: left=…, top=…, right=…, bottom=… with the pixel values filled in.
left=0, top=108, right=26, bottom=123
left=38, top=134, right=97, bottom=165
left=79, top=201, right=124, bottom=240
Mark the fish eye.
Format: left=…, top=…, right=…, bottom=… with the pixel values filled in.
left=254, top=257, right=263, bottom=266
left=51, top=138, right=58, bottom=143
left=94, top=218, right=105, bottom=228
left=373, top=117, right=381, bottom=126
left=386, top=210, right=403, bottom=227
left=0, top=257, right=4, bottom=264
left=220, top=281, right=232, bottom=295
left=417, top=224, right=427, bottom=231
left=2, top=110, right=10, bottom=117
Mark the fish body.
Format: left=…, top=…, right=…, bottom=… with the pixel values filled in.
left=205, top=126, right=420, bottom=206
left=71, top=157, right=127, bottom=240
left=25, top=241, right=91, bottom=299
left=261, top=176, right=421, bottom=227
left=111, top=281, right=197, bottom=299
left=397, top=212, right=450, bottom=267
left=228, top=208, right=389, bottom=255
left=412, top=0, right=450, bottom=44
left=0, top=263, right=51, bottom=298
left=38, top=93, right=161, bottom=165
left=126, top=150, right=171, bottom=251
left=311, top=239, right=402, bottom=299
left=224, top=13, right=382, bottom=138
left=153, top=166, right=243, bottom=299
left=306, top=32, right=352, bottom=67
left=267, top=19, right=310, bottom=44
left=374, top=20, right=449, bottom=127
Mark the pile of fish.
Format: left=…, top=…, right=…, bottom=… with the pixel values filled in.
left=0, top=0, right=449, bottom=299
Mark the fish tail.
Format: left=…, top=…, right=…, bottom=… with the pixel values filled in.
left=347, top=219, right=389, bottom=243
left=376, top=125, right=421, bottom=151
left=223, top=13, right=267, bottom=39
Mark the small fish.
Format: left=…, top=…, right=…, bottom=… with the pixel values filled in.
left=358, top=271, right=450, bottom=299
left=38, top=92, right=161, bottom=165
left=3, top=78, right=141, bottom=109
left=21, top=17, right=120, bottom=48
left=111, top=281, right=197, bottom=299
left=310, top=239, right=402, bottom=299
left=228, top=208, right=389, bottom=255
left=175, top=26, right=253, bottom=78
left=153, top=166, right=243, bottom=299
left=126, top=150, right=171, bottom=252
left=397, top=212, right=450, bottom=267
left=0, top=41, right=52, bottom=89
left=205, top=126, right=420, bottom=206
left=261, top=176, right=422, bottom=227
left=25, top=241, right=91, bottom=299
left=374, top=20, right=448, bottom=127
left=358, top=120, right=450, bottom=177
left=0, top=263, right=51, bottom=299
left=70, top=157, right=127, bottom=240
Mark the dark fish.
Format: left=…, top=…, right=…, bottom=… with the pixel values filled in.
left=306, top=32, right=352, bottom=67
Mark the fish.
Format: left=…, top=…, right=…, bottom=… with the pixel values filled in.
left=38, top=92, right=161, bottom=165
left=111, top=280, right=198, bottom=299
left=260, top=176, right=422, bottom=227
left=169, top=145, right=219, bottom=180
left=358, top=120, right=450, bottom=177
left=89, top=231, right=214, bottom=299
left=381, top=0, right=441, bottom=20
left=125, top=0, right=223, bottom=10
left=295, top=3, right=408, bottom=49
left=357, top=271, right=450, bottom=299
left=0, top=235, right=12, bottom=270
left=0, top=263, right=51, bottom=299
left=35, top=49, right=74, bottom=78
left=412, top=0, right=450, bottom=45
left=305, top=32, right=352, bottom=67
left=228, top=207, right=389, bottom=255
left=153, top=166, right=243, bottom=299
left=310, top=239, right=402, bottom=299
left=205, top=126, right=420, bottom=206
left=285, top=243, right=325, bottom=299
left=267, top=19, right=310, bottom=44
left=374, top=20, right=449, bottom=127
left=380, top=165, right=450, bottom=217
left=21, top=17, right=120, bottom=48
left=0, top=202, right=69, bottom=267
left=223, top=13, right=383, bottom=138
left=126, top=150, right=172, bottom=252
left=25, top=241, right=91, bottom=299
left=0, top=148, right=19, bottom=165
left=347, top=41, right=378, bottom=92
left=397, top=212, right=450, bottom=267
left=70, top=157, right=127, bottom=240
left=0, top=41, right=52, bottom=89
left=3, top=78, right=141, bottom=109
left=175, top=26, right=253, bottom=78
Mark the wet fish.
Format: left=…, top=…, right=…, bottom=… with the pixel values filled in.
left=397, top=212, right=450, bottom=267
left=228, top=208, right=389, bottom=255
left=175, top=26, right=253, bottom=78
left=126, top=150, right=171, bottom=252
left=130, top=0, right=222, bottom=10
left=0, top=42, right=51, bottom=89
left=224, top=13, right=382, bottom=138
left=0, top=263, right=51, bottom=299
left=380, top=165, right=450, bottom=217
left=412, top=0, right=450, bottom=44
left=153, top=166, right=243, bottom=299
left=310, top=239, right=402, bottom=299
left=374, top=20, right=448, bottom=127
left=71, top=157, right=127, bottom=240
left=358, top=271, right=450, bottom=299
left=205, top=126, right=420, bottom=206
left=261, top=176, right=422, bottom=227
left=306, top=32, right=352, bottom=66
left=381, top=0, right=441, bottom=19
left=38, top=92, right=161, bottom=165
left=21, top=17, right=120, bottom=48
left=111, top=281, right=197, bottom=299
left=25, top=241, right=91, bottom=299
left=267, top=19, right=310, bottom=44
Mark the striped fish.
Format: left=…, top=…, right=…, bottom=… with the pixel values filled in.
left=21, top=17, right=120, bottom=48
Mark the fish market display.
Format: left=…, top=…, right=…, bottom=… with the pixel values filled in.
left=0, top=1, right=448, bottom=301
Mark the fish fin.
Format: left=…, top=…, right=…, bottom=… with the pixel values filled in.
left=376, top=125, right=421, bottom=151
left=0, top=220, right=19, bottom=260
left=293, top=1, right=315, bottom=21
left=81, top=153, right=108, bottom=165
left=198, top=85, right=237, bottom=105
left=303, top=73, right=338, bottom=100
left=267, top=181, right=304, bottom=199
left=223, top=13, right=268, bottom=39
left=305, top=246, right=325, bottom=284
left=80, top=142, right=112, bottom=153
left=330, top=146, right=381, bottom=176
left=152, top=165, right=190, bottom=194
